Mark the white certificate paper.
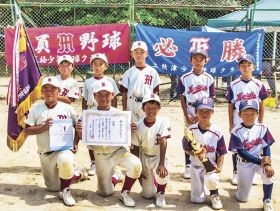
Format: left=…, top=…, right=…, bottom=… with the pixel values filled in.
left=82, top=110, right=131, bottom=146
left=49, top=119, right=74, bottom=151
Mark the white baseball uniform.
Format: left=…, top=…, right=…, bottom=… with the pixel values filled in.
left=177, top=70, right=215, bottom=124
left=82, top=76, right=119, bottom=107
left=86, top=107, right=142, bottom=196
left=182, top=123, right=227, bottom=203
left=55, top=75, right=80, bottom=100
left=25, top=101, right=79, bottom=191
left=120, top=65, right=161, bottom=122
left=229, top=123, right=275, bottom=202
left=132, top=117, right=171, bottom=198
left=225, top=77, right=268, bottom=126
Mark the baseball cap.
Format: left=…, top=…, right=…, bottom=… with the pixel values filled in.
left=239, top=99, right=259, bottom=112
left=131, top=41, right=148, bottom=51
left=238, top=54, right=255, bottom=65
left=42, top=76, right=61, bottom=88
left=142, top=93, right=160, bottom=105
left=93, top=81, right=114, bottom=94
left=190, top=49, right=208, bottom=58
left=90, top=53, right=108, bottom=64
left=57, top=55, right=74, bottom=65
left=195, top=97, right=214, bottom=110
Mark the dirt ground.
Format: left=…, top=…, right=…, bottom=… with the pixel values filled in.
left=0, top=98, right=279, bottom=211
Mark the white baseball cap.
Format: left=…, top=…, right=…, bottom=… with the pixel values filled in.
left=90, top=53, right=108, bottom=64
left=93, top=81, right=114, bottom=94
left=142, top=93, right=160, bottom=105
left=42, top=76, right=61, bottom=88
left=57, top=55, right=74, bottom=65
left=131, top=41, right=148, bottom=51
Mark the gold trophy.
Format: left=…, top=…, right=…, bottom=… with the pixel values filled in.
left=184, top=128, right=216, bottom=173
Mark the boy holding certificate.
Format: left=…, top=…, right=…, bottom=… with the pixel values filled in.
left=76, top=80, right=142, bottom=207
left=25, top=76, right=85, bottom=207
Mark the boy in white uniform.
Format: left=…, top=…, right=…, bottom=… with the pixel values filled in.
left=76, top=80, right=142, bottom=207
left=225, top=54, right=269, bottom=185
left=120, top=41, right=161, bottom=122
left=131, top=93, right=171, bottom=207
left=182, top=97, right=226, bottom=210
left=56, top=55, right=80, bottom=104
left=229, top=99, right=275, bottom=211
left=177, top=49, right=216, bottom=179
left=81, top=53, right=119, bottom=176
left=25, top=76, right=84, bottom=206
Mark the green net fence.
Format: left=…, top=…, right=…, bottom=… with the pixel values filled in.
left=1, top=0, right=279, bottom=99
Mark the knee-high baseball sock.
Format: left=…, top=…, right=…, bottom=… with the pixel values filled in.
left=210, top=189, right=219, bottom=196
left=185, top=152, right=191, bottom=165
left=232, top=153, right=237, bottom=172
left=157, top=183, right=167, bottom=193
left=60, top=178, right=72, bottom=191
left=121, top=176, right=136, bottom=192
left=263, top=184, right=273, bottom=201
left=89, top=149, right=95, bottom=163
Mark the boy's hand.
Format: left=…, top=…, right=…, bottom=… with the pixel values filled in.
left=131, top=123, right=137, bottom=132
left=185, top=114, right=197, bottom=125
left=229, top=124, right=234, bottom=133
left=261, top=156, right=271, bottom=166
left=196, top=147, right=207, bottom=161
left=42, top=118, right=53, bottom=132
left=156, top=164, right=168, bottom=178
left=214, top=166, right=221, bottom=173
left=264, top=165, right=274, bottom=178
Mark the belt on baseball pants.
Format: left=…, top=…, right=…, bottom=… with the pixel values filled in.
left=237, top=156, right=248, bottom=163
left=40, top=151, right=55, bottom=156
left=187, top=102, right=196, bottom=107
left=130, top=96, right=143, bottom=102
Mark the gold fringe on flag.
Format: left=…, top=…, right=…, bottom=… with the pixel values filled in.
left=7, top=129, right=28, bottom=152
left=16, top=77, right=42, bottom=128
left=19, top=26, right=26, bottom=52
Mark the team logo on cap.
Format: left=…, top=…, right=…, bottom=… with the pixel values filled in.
left=151, top=94, right=155, bottom=99
left=137, top=42, right=141, bottom=46
left=202, top=98, right=208, bottom=104
left=101, top=82, right=105, bottom=87
left=247, top=100, right=253, bottom=106
left=48, top=77, right=52, bottom=82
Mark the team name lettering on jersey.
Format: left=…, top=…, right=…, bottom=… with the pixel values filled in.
left=57, top=114, right=67, bottom=119
left=244, top=138, right=263, bottom=151
left=205, top=145, right=215, bottom=153
left=187, top=85, right=207, bottom=94
left=236, top=92, right=257, bottom=102
left=144, top=75, right=153, bottom=85
left=61, top=88, right=69, bottom=96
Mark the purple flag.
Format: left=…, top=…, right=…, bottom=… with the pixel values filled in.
left=5, top=23, right=42, bottom=152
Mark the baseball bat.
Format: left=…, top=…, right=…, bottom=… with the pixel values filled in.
left=184, top=128, right=216, bottom=173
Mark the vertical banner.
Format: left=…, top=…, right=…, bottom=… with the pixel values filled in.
left=5, top=22, right=42, bottom=152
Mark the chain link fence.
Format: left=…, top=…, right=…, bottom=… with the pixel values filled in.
left=1, top=0, right=279, bottom=99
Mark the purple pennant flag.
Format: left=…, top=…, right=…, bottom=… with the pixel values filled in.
left=5, top=24, right=42, bottom=152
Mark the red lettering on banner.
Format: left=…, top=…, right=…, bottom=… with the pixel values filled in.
left=153, top=38, right=178, bottom=57
left=220, top=38, right=246, bottom=62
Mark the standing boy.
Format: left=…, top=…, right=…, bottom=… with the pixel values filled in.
left=131, top=93, right=171, bottom=208
left=76, top=81, right=142, bottom=207
left=56, top=55, right=80, bottom=104
left=177, top=49, right=215, bottom=179
left=120, top=41, right=161, bottom=122
left=182, top=97, right=226, bottom=210
left=225, top=54, right=269, bottom=185
left=82, top=53, right=119, bottom=176
left=228, top=99, right=275, bottom=211
left=25, top=76, right=84, bottom=206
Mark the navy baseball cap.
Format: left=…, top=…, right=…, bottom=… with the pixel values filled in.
left=190, top=49, right=208, bottom=58
left=238, top=54, right=255, bottom=65
left=195, top=97, right=214, bottom=110
left=239, top=99, right=259, bottom=112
